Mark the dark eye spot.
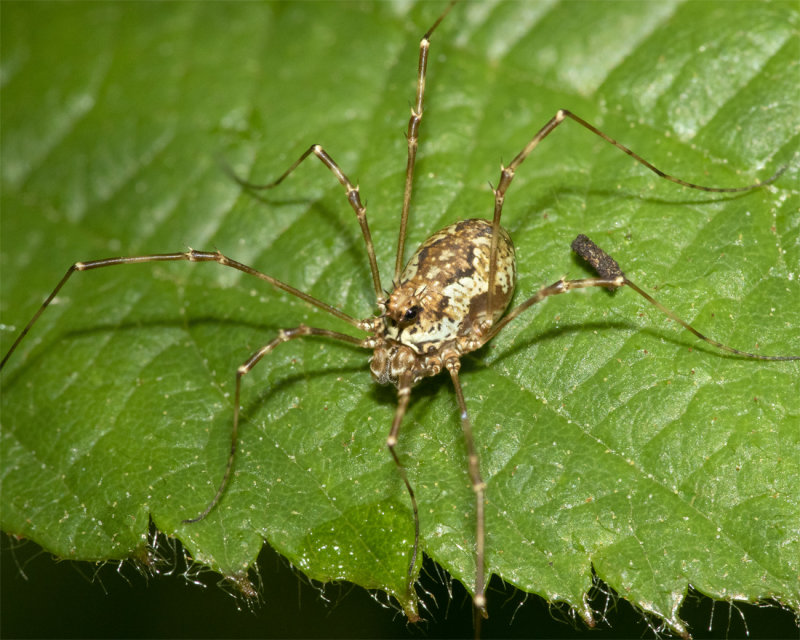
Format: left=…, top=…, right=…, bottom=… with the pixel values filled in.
left=402, top=305, right=421, bottom=323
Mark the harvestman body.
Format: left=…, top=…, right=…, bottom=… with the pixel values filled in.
left=2, top=2, right=798, bottom=625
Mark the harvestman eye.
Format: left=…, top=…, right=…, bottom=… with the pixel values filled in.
left=402, top=306, right=421, bottom=323
left=1, top=1, right=798, bottom=632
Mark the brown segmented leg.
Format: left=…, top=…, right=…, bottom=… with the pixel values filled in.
left=1, top=249, right=366, bottom=371
left=393, top=1, right=457, bottom=284
left=385, top=371, right=422, bottom=621
left=481, top=237, right=799, bottom=361
left=447, top=360, right=488, bottom=626
left=485, top=108, right=788, bottom=316
left=618, top=278, right=799, bottom=361
left=570, top=235, right=799, bottom=361
left=0, top=248, right=376, bottom=524
left=183, top=325, right=369, bottom=524
left=484, top=276, right=627, bottom=344
left=227, top=144, right=384, bottom=306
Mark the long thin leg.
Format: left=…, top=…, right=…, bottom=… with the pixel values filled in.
left=394, top=1, right=457, bottom=283
left=484, top=276, right=623, bottom=344
left=446, top=360, right=488, bottom=627
left=226, top=144, right=384, bottom=305
left=1, top=249, right=367, bottom=370
left=385, top=372, right=422, bottom=622
left=183, top=325, right=369, bottom=523
left=485, top=108, right=789, bottom=316
left=481, top=241, right=799, bottom=361
left=570, top=235, right=799, bottom=361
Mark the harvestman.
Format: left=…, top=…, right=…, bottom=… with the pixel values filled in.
left=2, top=2, right=798, bottom=624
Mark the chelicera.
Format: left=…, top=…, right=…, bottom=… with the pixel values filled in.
left=1, top=1, right=798, bottom=627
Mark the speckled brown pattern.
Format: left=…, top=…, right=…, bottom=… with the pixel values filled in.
left=369, top=219, right=515, bottom=386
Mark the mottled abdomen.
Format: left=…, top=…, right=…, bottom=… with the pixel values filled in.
left=386, top=218, right=516, bottom=354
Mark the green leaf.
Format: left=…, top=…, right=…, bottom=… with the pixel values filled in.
left=2, top=1, right=798, bottom=634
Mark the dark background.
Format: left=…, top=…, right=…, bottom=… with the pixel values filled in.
left=3, top=534, right=797, bottom=638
